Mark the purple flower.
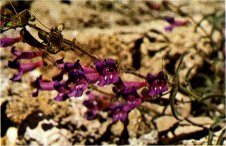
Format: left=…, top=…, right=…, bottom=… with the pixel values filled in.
left=66, top=70, right=88, bottom=97
left=127, top=98, right=142, bottom=109
left=95, top=59, right=119, bottom=86
left=113, top=79, right=145, bottom=99
left=32, top=76, right=56, bottom=97
left=164, top=16, right=189, bottom=32
left=83, top=92, right=110, bottom=120
left=146, top=71, right=168, bottom=96
left=11, top=47, right=43, bottom=59
left=53, top=59, right=80, bottom=81
left=8, top=59, right=43, bottom=81
left=116, top=85, right=142, bottom=109
left=0, top=36, right=22, bottom=47
left=109, top=103, right=130, bottom=123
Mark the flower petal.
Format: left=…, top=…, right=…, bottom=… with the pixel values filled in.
left=0, top=36, right=21, bottom=47
left=11, top=47, right=42, bottom=59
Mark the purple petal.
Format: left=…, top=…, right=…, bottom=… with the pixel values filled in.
left=54, top=93, right=69, bottom=101
left=164, top=26, right=174, bottom=32
left=95, top=60, right=105, bottom=73
left=64, top=62, right=74, bottom=71
left=0, top=36, right=21, bottom=47
left=83, top=66, right=95, bottom=73
left=54, top=81, right=68, bottom=93
left=110, top=104, right=129, bottom=123
left=85, top=73, right=100, bottom=83
left=94, top=59, right=119, bottom=86
left=97, top=74, right=119, bottom=86
left=124, top=81, right=147, bottom=89
left=20, top=61, right=43, bottom=72
left=32, top=76, right=55, bottom=96
left=165, top=16, right=175, bottom=24
left=11, top=70, right=23, bottom=81
left=127, top=98, right=141, bottom=109
left=38, top=80, right=55, bottom=90
left=146, top=71, right=168, bottom=96
left=85, top=110, right=98, bottom=120
left=11, top=47, right=43, bottom=59
left=173, top=20, right=189, bottom=27
left=67, top=82, right=88, bottom=97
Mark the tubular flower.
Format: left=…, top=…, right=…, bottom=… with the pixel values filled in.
left=114, top=81, right=142, bottom=109
left=11, top=47, right=43, bottom=59
left=8, top=59, right=43, bottom=81
left=53, top=71, right=89, bottom=101
left=164, top=16, right=189, bottom=32
left=95, top=59, right=119, bottom=86
left=32, top=76, right=56, bottom=97
left=0, top=36, right=22, bottom=47
left=146, top=71, right=168, bottom=96
left=52, top=58, right=75, bottom=81
left=109, top=103, right=131, bottom=123
left=83, top=92, right=110, bottom=120
left=120, top=87, right=142, bottom=107
left=113, top=78, right=146, bottom=98
left=53, top=81, right=71, bottom=101
left=66, top=70, right=88, bottom=97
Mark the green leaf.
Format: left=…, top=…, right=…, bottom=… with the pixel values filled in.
left=208, top=130, right=214, bottom=145
left=169, top=54, right=187, bottom=120
left=208, top=116, right=225, bottom=145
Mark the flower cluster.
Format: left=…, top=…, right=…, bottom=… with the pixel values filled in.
left=2, top=36, right=168, bottom=123
left=7, top=47, right=168, bottom=122
left=83, top=71, right=168, bottom=123
left=7, top=46, right=168, bottom=122
left=31, top=58, right=121, bottom=101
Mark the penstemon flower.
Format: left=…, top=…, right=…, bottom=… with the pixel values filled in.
left=8, top=59, right=43, bottom=81
left=164, top=16, right=189, bottom=32
left=66, top=70, right=89, bottom=97
left=32, top=76, right=56, bottom=97
left=0, top=36, right=22, bottom=47
left=11, top=47, right=43, bottom=59
left=83, top=92, right=111, bottom=120
left=109, top=103, right=131, bottom=123
left=146, top=71, right=168, bottom=97
left=94, top=59, right=119, bottom=86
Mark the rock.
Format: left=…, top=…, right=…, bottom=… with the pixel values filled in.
left=111, top=121, right=124, bottom=136
left=186, top=117, right=213, bottom=128
left=139, top=130, right=158, bottom=144
left=23, top=117, right=72, bottom=145
left=181, top=129, right=226, bottom=145
left=155, top=116, right=178, bottom=133
left=174, top=125, right=203, bottom=136
left=127, top=109, right=141, bottom=137
left=5, top=127, right=18, bottom=146
left=128, top=137, right=145, bottom=146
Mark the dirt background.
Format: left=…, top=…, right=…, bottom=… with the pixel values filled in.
left=0, top=0, right=225, bottom=145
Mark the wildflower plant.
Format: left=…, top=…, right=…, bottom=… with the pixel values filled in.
left=0, top=1, right=225, bottom=145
